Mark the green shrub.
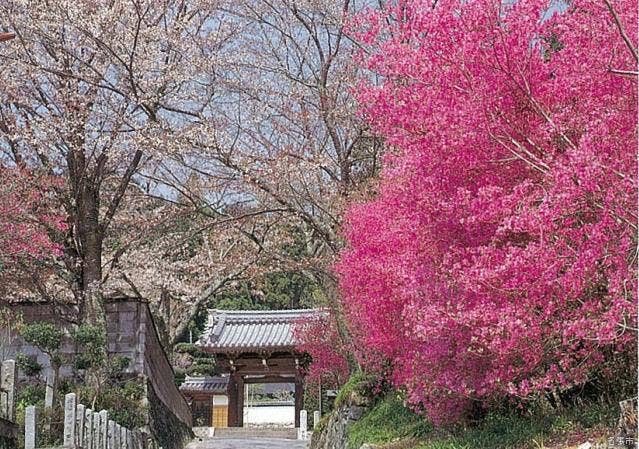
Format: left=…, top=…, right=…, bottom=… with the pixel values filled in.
left=342, top=390, right=618, bottom=449
left=21, top=323, right=62, bottom=354
left=72, top=324, right=107, bottom=370
left=76, top=380, right=147, bottom=429
left=185, top=362, right=219, bottom=376
left=174, top=343, right=205, bottom=356
left=16, top=384, right=46, bottom=407
left=16, top=353, right=42, bottom=378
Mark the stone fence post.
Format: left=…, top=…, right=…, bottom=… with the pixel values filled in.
left=26, top=394, right=144, bottom=449
left=298, top=410, right=308, bottom=440
left=313, top=410, right=320, bottom=430
left=0, top=360, right=16, bottom=422
left=24, top=405, right=37, bottom=449
left=63, top=393, right=77, bottom=447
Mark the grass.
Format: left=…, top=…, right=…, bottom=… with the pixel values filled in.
left=347, top=394, right=433, bottom=449
left=345, top=394, right=618, bottom=449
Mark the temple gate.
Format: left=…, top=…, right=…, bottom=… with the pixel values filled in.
left=189, top=309, right=319, bottom=428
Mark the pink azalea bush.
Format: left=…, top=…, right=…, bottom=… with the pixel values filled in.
left=337, top=0, right=637, bottom=424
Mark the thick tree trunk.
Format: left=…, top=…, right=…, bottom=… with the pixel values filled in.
left=78, top=175, right=106, bottom=328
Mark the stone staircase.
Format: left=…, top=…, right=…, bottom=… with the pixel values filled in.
left=211, top=427, right=299, bottom=440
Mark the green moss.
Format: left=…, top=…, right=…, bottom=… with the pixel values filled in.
left=335, top=371, right=376, bottom=408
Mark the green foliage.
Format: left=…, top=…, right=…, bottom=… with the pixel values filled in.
left=342, top=392, right=618, bottom=449
left=16, top=353, right=42, bottom=377
left=209, top=270, right=324, bottom=312
left=174, top=343, right=206, bottom=357
left=173, top=341, right=219, bottom=379
left=21, top=323, right=62, bottom=355
left=335, top=371, right=377, bottom=408
left=347, top=394, right=432, bottom=449
left=16, top=384, right=45, bottom=407
left=72, top=324, right=107, bottom=370
left=76, top=380, right=146, bottom=429
left=15, top=399, right=64, bottom=448
left=99, top=381, right=146, bottom=428
left=185, top=361, right=219, bottom=377
left=262, top=271, right=323, bottom=309
left=106, top=355, right=131, bottom=379
left=315, top=413, right=331, bottom=434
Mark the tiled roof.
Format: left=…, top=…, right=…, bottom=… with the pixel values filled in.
left=196, top=309, right=321, bottom=352
left=179, top=375, right=229, bottom=393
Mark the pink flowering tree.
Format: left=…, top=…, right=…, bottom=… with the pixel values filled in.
left=0, top=168, right=65, bottom=294
left=295, top=312, right=350, bottom=388
left=337, top=0, right=637, bottom=424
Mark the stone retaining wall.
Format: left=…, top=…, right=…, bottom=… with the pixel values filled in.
left=4, top=298, right=193, bottom=448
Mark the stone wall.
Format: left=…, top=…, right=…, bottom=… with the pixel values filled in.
left=3, top=298, right=193, bottom=447
left=310, top=390, right=371, bottom=449
left=136, top=303, right=192, bottom=428
left=104, top=300, right=191, bottom=424
left=2, top=303, right=78, bottom=379
left=147, top=379, right=193, bottom=449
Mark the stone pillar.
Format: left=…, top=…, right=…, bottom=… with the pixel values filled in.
left=227, top=374, right=238, bottom=427
left=93, top=411, right=101, bottom=449
left=0, top=359, right=16, bottom=421
left=85, top=409, right=94, bottom=449
left=120, top=427, right=129, bottom=449
left=294, top=376, right=304, bottom=428
left=44, top=368, right=54, bottom=410
left=64, top=392, right=77, bottom=447
left=299, top=410, right=308, bottom=440
left=24, top=405, right=37, bottom=449
left=313, top=411, right=320, bottom=429
left=108, top=420, right=116, bottom=449
left=237, top=375, right=245, bottom=428
left=77, top=403, right=86, bottom=447
left=99, top=410, right=109, bottom=449
left=114, top=423, right=121, bottom=449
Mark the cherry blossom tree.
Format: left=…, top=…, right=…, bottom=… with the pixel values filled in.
left=157, top=0, right=383, bottom=348
left=101, top=188, right=295, bottom=345
left=0, top=0, right=237, bottom=326
left=338, top=0, right=637, bottom=424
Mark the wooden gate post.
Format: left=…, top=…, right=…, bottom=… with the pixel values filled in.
left=236, top=376, right=244, bottom=428
left=294, top=375, right=304, bottom=428
left=227, top=375, right=238, bottom=427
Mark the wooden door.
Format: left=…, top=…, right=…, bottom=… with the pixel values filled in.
left=212, top=405, right=228, bottom=428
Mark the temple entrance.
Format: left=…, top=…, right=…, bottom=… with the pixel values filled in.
left=243, top=381, right=294, bottom=427
left=185, top=309, right=320, bottom=429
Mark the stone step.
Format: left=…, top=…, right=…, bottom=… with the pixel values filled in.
left=213, top=427, right=299, bottom=440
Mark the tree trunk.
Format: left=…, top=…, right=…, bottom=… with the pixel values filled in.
left=79, top=182, right=104, bottom=326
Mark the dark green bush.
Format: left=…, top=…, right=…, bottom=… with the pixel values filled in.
left=21, top=323, right=62, bottom=354
left=16, top=353, right=42, bottom=378
left=16, top=384, right=46, bottom=407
